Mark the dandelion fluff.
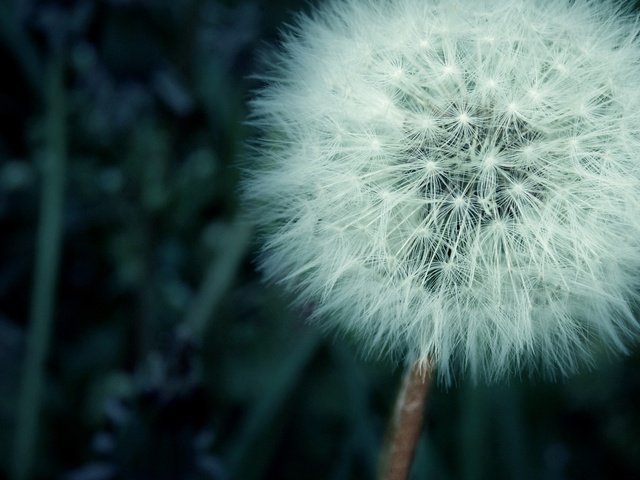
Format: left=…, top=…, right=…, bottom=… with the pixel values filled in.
left=243, top=0, right=640, bottom=380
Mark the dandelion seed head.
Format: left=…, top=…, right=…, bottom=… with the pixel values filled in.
left=244, top=0, right=640, bottom=381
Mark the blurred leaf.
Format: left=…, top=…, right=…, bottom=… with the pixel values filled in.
left=224, top=328, right=321, bottom=478
left=183, top=219, right=251, bottom=337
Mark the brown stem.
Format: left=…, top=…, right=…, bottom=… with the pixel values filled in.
left=378, top=359, right=433, bottom=480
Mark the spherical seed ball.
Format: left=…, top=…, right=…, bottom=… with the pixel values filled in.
left=243, top=0, right=640, bottom=381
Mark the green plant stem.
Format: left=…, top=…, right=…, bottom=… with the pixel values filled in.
left=460, top=380, right=488, bottom=480
left=12, top=51, right=66, bottom=480
left=378, top=360, right=433, bottom=480
left=226, top=330, right=320, bottom=478
left=183, top=220, right=251, bottom=337
left=332, top=345, right=379, bottom=475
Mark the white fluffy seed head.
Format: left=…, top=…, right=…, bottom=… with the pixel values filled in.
left=243, top=0, right=640, bottom=382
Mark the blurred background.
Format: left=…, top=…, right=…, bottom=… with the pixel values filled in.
left=1, top=0, right=640, bottom=479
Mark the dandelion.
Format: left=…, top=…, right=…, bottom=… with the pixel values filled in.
left=244, top=0, right=640, bottom=476
left=245, top=0, right=640, bottom=380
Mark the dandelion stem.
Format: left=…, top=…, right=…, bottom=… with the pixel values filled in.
left=378, top=360, right=433, bottom=480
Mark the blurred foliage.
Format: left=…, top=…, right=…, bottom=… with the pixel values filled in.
left=1, top=0, right=640, bottom=479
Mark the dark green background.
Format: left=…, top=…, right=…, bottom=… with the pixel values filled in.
left=1, top=1, right=640, bottom=479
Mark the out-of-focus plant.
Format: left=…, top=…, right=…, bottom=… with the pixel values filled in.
left=1, top=0, right=256, bottom=478
left=65, top=337, right=225, bottom=480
